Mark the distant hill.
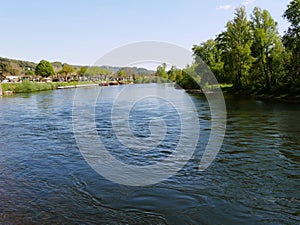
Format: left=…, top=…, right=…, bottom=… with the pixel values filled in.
left=0, top=57, right=36, bottom=73
left=0, top=57, right=155, bottom=76
left=101, top=66, right=155, bottom=75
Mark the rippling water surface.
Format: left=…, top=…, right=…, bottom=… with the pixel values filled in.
left=0, top=84, right=299, bottom=224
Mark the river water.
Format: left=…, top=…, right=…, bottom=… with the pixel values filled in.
left=0, top=84, right=299, bottom=224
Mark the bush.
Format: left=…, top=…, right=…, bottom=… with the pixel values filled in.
left=16, top=81, right=56, bottom=93
left=2, top=81, right=56, bottom=93
left=1, top=80, right=99, bottom=94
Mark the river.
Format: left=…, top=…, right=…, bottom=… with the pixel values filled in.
left=0, top=84, right=299, bottom=224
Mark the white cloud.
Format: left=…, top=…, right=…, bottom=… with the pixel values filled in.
left=243, top=0, right=255, bottom=6
left=218, top=0, right=255, bottom=11
left=218, top=4, right=233, bottom=10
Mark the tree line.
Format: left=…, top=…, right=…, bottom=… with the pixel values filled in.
left=0, top=58, right=114, bottom=82
left=32, top=60, right=113, bottom=81
left=0, top=57, right=156, bottom=83
left=156, top=0, right=300, bottom=96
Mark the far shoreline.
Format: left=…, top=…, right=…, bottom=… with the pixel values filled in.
left=1, top=81, right=299, bottom=104
left=0, top=81, right=101, bottom=96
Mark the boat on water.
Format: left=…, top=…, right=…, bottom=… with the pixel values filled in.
left=108, top=80, right=119, bottom=86
left=99, top=81, right=109, bottom=86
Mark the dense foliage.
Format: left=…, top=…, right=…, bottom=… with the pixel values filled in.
left=283, top=0, right=300, bottom=91
left=2, top=80, right=56, bottom=93
left=35, top=60, right=55, bottom=77
left=159, top=1, right=300, bottom=96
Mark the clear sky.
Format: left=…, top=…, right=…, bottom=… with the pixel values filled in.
left=0, top=0, right=291, bottom=66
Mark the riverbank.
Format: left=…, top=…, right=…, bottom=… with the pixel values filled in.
left=184, top=84, right=300, bottom=103
left=57, top=83, right=99, bottom=89
left=2, top=81, right=299, bottom=103
left=0, top=81, right=100, bottom=95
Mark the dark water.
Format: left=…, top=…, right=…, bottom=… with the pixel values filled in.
left=0, top=84, right=299, bottom=224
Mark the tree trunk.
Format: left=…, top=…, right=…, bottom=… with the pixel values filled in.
left=235, top=67, right=242, bottom=91
left=263, top=63, right=270, bottom=91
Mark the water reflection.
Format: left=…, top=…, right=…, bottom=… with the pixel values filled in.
left=0, top=85, right=299, bottom=224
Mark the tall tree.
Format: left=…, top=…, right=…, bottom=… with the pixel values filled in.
left=35, top=60, right=55, bottom=77
left=216, top=7, right=254, bottom=90
left=117, top=70, right=126, bottom=79
left=167, top=66, right=183, bottom=82
left=155, top=63, right=168, bottom=79
left=283, top=0, right=300, bottom=81
left=77, top=66, right=88, bottom=77
left=59, top=64, right=75, bottom=81
left=251, top=7, right=284, bottom=90
left=193, top=39, right=225, bottom=83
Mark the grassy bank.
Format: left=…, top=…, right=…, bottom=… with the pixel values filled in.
left=2, top=81, right=57, bottom=93
left=1, top=81, right=99, bottom=94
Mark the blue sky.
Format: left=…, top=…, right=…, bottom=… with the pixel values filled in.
left=0, top=0, right=291, bottom=66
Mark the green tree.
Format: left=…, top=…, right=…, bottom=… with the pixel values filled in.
left=251, top=7, right=285, bottom=91
left=85, top=67, right=112, bottom=79
left=283, top=0, right=300, bottom=82
left=117, top=70, right=126, bottom=79
left=217, top=7, right=254, bottom=90
left=176, top=63, right=200, bottom=89
left=193, top=39, right=225, bottom=83
left=25, top=70, right=35, bottom=75
left=155, top=63, right=168, bottom=80
left=59, top=64, right=75, bottom=81
left=35, top=60, right=55, bottom=77
left=167, top=66, right=177, bottom=82
left=77, top=66, right=88, bottom=77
